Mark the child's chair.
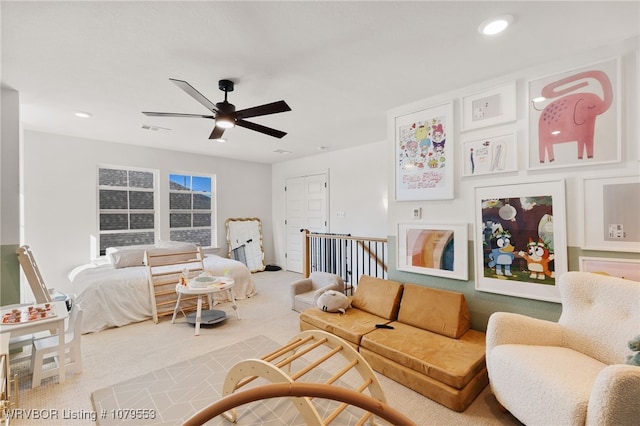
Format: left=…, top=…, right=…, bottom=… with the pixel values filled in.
left=30, top=305, right=83, bottom=387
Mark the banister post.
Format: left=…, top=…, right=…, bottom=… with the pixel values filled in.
left=302, top=229, right=310, bottom=278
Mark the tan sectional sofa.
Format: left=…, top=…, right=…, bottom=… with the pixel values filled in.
left=299, top=275, right=488, bottom=412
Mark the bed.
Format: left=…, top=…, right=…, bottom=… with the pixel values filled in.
left=69, top=245, right=256, bottom=334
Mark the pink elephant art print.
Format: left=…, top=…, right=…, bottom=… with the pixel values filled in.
left=533, top=70, right=613, bottom=164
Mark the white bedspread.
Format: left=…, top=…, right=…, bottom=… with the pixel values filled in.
left=70, top=255, right=256, bottom=333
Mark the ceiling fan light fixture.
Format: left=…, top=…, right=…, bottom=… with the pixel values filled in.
left=216, top=115, right=235, bottom=129
left=143, top=78, right=290, bottom=139
left=479, top=14, right=513, bottom=35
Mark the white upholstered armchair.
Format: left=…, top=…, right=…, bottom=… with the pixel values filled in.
left=486, top=271, right=640, bottom=426
left=290, top=272, right=345, bottom=312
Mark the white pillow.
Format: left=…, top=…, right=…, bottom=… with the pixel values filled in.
left=108, top=247, right=147, bottom=269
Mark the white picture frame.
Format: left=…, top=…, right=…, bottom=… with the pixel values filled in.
left=527, top=58, right=621, bottom=170
left=579, top=256, right=640, bottom=281
left=582, top=175, right=640, bottom=252
left=397, top=222, right=468, bottom=281
left=395, top=102, right=454, bottom=201
left=461, top=133, right=518, bottom=177
left=461, top=82, right=517, bottom=131
left=474, top=180, right=567, bottom=303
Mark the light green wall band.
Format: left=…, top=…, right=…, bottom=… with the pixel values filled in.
left=1, top=244, right=20, bottom=306
left=387, top=237, right=639, bottom=332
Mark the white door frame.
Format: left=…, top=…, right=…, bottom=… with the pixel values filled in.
left=285, top=170, right=329, bottom=273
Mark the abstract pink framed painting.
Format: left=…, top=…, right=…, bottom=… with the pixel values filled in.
left=579, top=256, right=640, bottom=282
left=528, top=58, right=620, bottom=170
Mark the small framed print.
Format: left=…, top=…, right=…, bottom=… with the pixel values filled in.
left=462, top=133, right=518, bottom=177
left=397, top=222, right=468, bottom=281
left=582, top=175, right=640, bottom=252
left=579, top=256, right=640, bottom=282
left=461, top=82, right=517, bottom=131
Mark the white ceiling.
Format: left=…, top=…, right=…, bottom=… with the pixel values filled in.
left=2, top=1, right=639, bottom=164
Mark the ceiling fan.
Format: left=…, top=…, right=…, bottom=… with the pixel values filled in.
left=143, top=78, right=291, bottom=140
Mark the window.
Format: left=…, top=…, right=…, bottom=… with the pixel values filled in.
left=98, top=167, right=156, bottom=255
left=169, top=173, right=215, bottom=247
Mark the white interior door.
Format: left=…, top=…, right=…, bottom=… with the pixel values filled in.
left=286, top=173, right=328, bottom=273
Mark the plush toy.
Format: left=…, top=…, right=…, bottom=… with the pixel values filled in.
left=626, top=335, right=640, bottom=366
left=315, top=290, right=350, bottom=314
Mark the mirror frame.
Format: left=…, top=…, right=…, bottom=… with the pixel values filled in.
left=225, top=217, right=266, bottom=273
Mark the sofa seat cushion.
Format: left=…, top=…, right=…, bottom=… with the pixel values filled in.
left=360, top=348, right=488, bottom=412
left=360, top=321, right=486, bottom=389
left=490, top=344, right=606, bottom=426
left=300, top=308, right=389, bottom=346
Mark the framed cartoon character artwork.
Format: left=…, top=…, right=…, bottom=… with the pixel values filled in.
left=528, top=58, right=620, bottom=170
left=474, top=180, right=567, bottom=302
left=394, top=102, right=454, bottom=201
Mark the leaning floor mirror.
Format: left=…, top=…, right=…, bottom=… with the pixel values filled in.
left=225, top=218, right=266, bottom=272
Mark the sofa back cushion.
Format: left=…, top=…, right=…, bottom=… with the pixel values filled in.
left=351, top=275, right=403, bottom=320
left=559, top=271, right=640, bottom=365
left=397, top=283, right=471, bottom=338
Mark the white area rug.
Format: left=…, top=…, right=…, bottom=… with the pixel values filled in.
left=91, top=334, right=368, bottom=425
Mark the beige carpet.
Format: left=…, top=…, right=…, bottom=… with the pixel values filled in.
left=10, top=270, right=521, bottom=425
left=91, top=334, right=372, bottom=425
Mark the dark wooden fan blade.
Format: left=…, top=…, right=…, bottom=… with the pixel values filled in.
left=170, top=78, right=218, bottom=112
left=236, top=119, right=287, bottom=138
left=235, top=100, right=291, bottom=119
left=142, top=112, right=215, bottom=119
left=209, top=126, right=226, bottom=140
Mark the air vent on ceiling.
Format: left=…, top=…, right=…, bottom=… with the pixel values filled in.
left=141, top=124, right=171, bottom=132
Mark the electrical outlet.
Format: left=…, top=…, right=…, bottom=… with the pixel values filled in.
left=412, top=207, right=421, bottom=219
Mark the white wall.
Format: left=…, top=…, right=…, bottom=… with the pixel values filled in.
left=1, top=88, right=22, bottom=304
left=384, top=38, right=639, bottom=329
left=271, top=141, right=388, bottom=268
left=22, top=130, right=273, bottom=295
left=387, top=37, right=639, bottom=242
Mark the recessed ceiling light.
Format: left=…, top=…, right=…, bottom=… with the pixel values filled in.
left=478, top=15, right=513, bottom=35
left=74, top=111, right=92, bottom=118
left=317, top=146, right=329, bottom=151
left=273, top=149, right=292, bottom=155
left=214, top=138, right=227, bottom=143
